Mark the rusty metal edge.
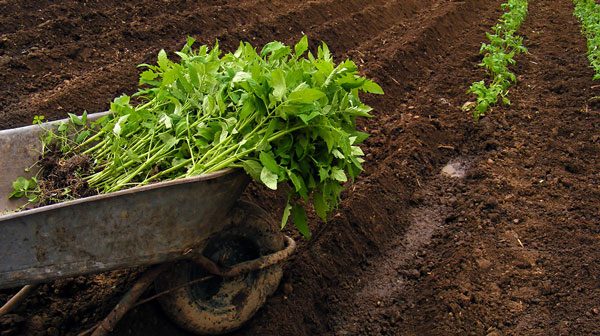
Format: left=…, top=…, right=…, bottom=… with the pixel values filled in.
left=0, top=169, right=240, bottom=222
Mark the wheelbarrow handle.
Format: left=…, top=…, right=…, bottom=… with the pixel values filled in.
left=193, top=234, right=297, bottom=277
left=0, top=284, right=39, bottom=317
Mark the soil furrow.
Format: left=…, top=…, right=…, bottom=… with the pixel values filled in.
left=372, top=0, right=600, bottom=335
left=0, top=0, right=396, bottom=129
left=227, top=0, right=506, bottom=334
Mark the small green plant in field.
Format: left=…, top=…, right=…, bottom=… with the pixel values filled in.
left=465, top=0, right=528, bottom=121
left=573, top=0, right=600, bottom=79
left=11, top=36, right=383, bottom=238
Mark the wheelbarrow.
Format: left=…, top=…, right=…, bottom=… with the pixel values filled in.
left=0, top=112, right=296, bottom=335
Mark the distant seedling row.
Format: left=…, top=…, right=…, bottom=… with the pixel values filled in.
left=465, top=0, right=528, bottom=121
left=573, top=0, right=600, bottom=79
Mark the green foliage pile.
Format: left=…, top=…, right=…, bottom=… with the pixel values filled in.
left=466, top=0, right=528, bottom=121
left=574, top=0, right=600, bottom=79
left=12, top=37, right=383, bottom=238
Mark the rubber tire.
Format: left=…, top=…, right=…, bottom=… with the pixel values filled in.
left=154, top=201, right=284, bottom=335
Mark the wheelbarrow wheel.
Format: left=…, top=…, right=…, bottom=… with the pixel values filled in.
left=154, top=201, right=285, bottom=335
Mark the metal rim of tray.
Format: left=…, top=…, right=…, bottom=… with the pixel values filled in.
left=0, top=168, right=238, bottom=221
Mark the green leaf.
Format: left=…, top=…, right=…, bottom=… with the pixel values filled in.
left=271, top=69, right=286, bottom=101
left=260, top=167, right=278, bottom=190
left=261, top=41, right=290, bottom=61
left=288, top=87, right=326, bottom=104
left=157, top=49, right=169, bottom=69
left=242, top=160, right=263, bottom=181
left=318, top=166, right=329, bottom=182
left=75, top=130, right=91, bottom=144
left=159, top=114, right=172, bottom=129
left=57, top=122, right=68, bottom=133
left=113, top=115, right=129, bottom=136
left=10, top=176, right=37, bottom=200
left=32, top=115, right=45, bottom=125
left=362, top=79, right=384, bottom=94
left=351, top=146, right=364, bottom=156
left=12, top=177, right=30, bottom=191
left=68, top=113, right=84, bottom=126
left=259, top=151, right=280, bottom=174
left=232, top=71, right=252, bottom=84
left=298, top=111, right=321, bottom=124
left=158, top=133, right=179, bottom=150
left=292, top=204, right=311, bottom=239
left=288, top=171, right=307, bottom=198
left=331, top=167, right=348, bottom=182
left=294, top=35, right=308, bottom=57
left=281, top=200, right=292, bottom=229
left=313, top=191, right=328, bottom=221
left=140, top=70, right=158, bottom=83
left=261, top=41, right=286, bottom=57
left=9, top=190, right=23, bottom=199
left=346, top=105, right=373, bottom=117
left=337, top=74, right=366, bottom=90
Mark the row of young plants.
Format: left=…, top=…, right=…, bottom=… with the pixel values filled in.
left=10, top=36, right=383, bottom=238
left=573, top=0, right=600, bottom=79
left=466, top=0, right=528, bottom=121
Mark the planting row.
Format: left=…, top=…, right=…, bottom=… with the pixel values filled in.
left=466, top=0, right=528, bottom=121
left=573, top=0, right=600, bottom=79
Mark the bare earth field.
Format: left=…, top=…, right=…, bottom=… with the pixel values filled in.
left=0, top=0, right=598, bottom=335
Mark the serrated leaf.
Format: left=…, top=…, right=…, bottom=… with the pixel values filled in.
left=288, top=87, right=326, bottom=104
left=232, top=71, right=252, bottom=84
left=292, top=204, right=311, bottom=239
left=158, top=133, right=179, bottom=150
left=351, top=146, right=364, bottom=156
left=159, top=114, right=172, bottom=129
left=281, top=200, right=292, bottom=229
left=332, top=149, right=345, bottom=159
left=298, top=111, right=321, bottom=124
left=362, top=79, right=384, bottom=94
left=313, top=191, right=328, bottom=221
left=331, top=167, right=347, bottom=182
left=271, top=69, right=286, bottom=101
left=288, top=171, right=307, bottom=199
left=75, top=130, right=91, bottom=144
left=242, top=160, right=263, bottom=181
left=157, top=49, right=169, bottom=69
left=260, top=166, right=278, bottom=190
left=68, top=113, right=84, bottom=126
left=140, top=70, right=158, bottom=82
left=259, top=151, right=280, bottom=174
left=294, top=35, right=308, bottom=57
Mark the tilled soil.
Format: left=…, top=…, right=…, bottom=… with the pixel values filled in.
left=1, top=0, right=599, bottom=335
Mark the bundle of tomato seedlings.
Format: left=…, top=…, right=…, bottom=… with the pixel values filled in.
left=9, top=36, right=383, bottom=237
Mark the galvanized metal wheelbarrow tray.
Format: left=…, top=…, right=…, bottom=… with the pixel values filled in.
left=0, top=112, right=295, bottom=335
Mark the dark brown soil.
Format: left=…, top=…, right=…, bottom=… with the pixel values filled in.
left=1, top=0, right=599, bottom=335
